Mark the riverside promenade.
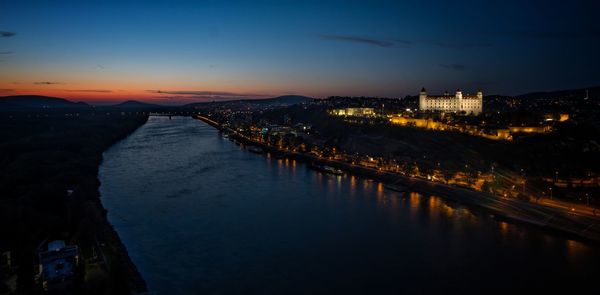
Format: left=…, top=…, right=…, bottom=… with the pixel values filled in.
left=196, top=115, right=600, bottom=243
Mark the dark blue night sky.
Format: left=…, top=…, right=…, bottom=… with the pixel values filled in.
left=1, top=0, right=598, bottom=102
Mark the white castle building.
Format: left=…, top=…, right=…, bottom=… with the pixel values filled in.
left=419, top=88, right=483, bottom=115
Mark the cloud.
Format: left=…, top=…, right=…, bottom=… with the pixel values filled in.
left=439, top=64, right=466, bottom=70
left=146, top=90, right=270, bottom=99
left=394, top=39, right=413, bottom=47
left=435, top=42, right=492, bottom=48
left=0, top=31, right=15, bottom=38
left=319, top=34, right=395, bottom=47
left=33, top=81, right=61, bottom=85
left=499, top=29, right=600, bottom=40
left=64, top=89, right=113, bottom=93
left=0, top=51, right=11, bottom=55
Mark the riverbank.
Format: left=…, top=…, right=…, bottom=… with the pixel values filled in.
left=0, top=113, right=148, bottom=293
left=196, top=115, right=600, bottom=243
left=94, top=117, right=150, bottom=293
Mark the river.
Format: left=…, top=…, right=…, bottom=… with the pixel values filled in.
left=99, top=116, right=600, bottom=294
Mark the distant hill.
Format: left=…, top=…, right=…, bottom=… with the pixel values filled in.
left=0, top=95, right=90, bottom=110
left=481, top=86, right=599, bottom=113
left=185, top=95, right=313, bottom=108
left=110, top=100, right=162, bottom=109
left=241, top=95, right=313, bottom=105
left=516, top=86, right=599, bottom=100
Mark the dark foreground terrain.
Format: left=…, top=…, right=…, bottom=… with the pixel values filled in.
left=0, top=111, right=148, bottom=294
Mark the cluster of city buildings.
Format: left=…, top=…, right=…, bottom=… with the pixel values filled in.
left=329, top=88, right=568, bottom=140
left=329, top=107, right=376, bottom=117
left=330, top=87, right=483, bottom=116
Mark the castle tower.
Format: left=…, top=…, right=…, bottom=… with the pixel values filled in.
left=419, top=87, right=427, bottom=110
left=477, top=90, right=483, bottom=100
left=455, top=89, right=463, bottom=100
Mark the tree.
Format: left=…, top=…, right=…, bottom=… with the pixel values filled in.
left=481, top=181, right=491, bottom=193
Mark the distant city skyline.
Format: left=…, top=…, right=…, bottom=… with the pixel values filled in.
left=1, top=0, right=599, bottom=103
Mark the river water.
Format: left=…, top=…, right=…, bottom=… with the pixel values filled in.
left=99, top=116, right=600, bottom=294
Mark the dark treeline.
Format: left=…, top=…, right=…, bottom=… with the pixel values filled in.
left=0, top=111, right=148, bottom=294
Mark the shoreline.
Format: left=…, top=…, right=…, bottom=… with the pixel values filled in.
left=94, top=116, right=149, bottom=293
left=196, top=115, right=600, bottom=244
left=91, top=196, right=149, bottom=293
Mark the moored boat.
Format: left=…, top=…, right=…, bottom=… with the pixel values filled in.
left=309, top=163, right=344, bottom=175
left=246, top=146, right=263, bottom=154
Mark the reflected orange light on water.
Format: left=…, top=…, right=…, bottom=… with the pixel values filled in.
left=428, top=196, right=441, bottom=224
left=440, top=203, right=455, bottom=217
left=291, top=160, right=296, bottom=177
left=407, top=192, right=421, bottom=221
left=499, top=221, right=509, bottom=236
left=428, top=196, right=441, bottom=208
left=409, top=192, right=420, bottom=208
left=375, top=182, right=385, bottom=204
left=566, top=239, right=586, bottom=260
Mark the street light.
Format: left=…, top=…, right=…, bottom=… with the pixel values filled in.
left=549, top=187, right=553, bottom=200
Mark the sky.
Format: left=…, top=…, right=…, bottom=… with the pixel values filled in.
left=0, top=0, right=599, bottom=104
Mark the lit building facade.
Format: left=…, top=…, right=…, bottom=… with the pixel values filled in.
left=330, top=108, right=375, bottom=117
left=419, top=88, right=483, bottom=115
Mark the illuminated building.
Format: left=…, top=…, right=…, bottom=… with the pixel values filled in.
left=559, top=114, right=569, bottom=122
left=37, top=240, right=79, bottom=291
left=389, top=116, right=442, bottom=129
left=330, top=108, right=375, bottom=117
left=508, top=126, right=551, bottom=134
left=419, top=88, right=483, bottom=115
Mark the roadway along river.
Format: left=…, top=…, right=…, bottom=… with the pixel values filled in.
left=99, top=116, right=600, bottom=294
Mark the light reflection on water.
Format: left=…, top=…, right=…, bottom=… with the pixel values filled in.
left=99, top=116, right=600, bottom=294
